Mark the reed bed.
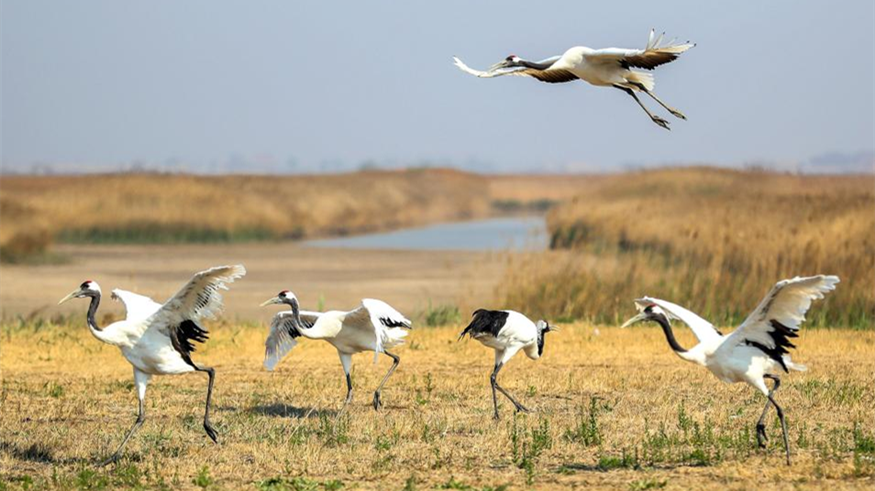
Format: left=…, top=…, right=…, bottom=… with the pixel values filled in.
left=0, top=169, right=492, bottom=261
left=500, top=168, right=874, bottom=327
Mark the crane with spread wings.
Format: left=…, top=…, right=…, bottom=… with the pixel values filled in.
left=621, top=275, right=840, bottom=465
left=59, top=265, right=246, bottom=465
left=454, top=29, right=694, bottom=130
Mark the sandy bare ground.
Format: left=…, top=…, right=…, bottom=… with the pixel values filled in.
left=0, top=243, right=508, bottom=321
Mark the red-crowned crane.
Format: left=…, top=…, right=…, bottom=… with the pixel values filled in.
left=458, top=309, right=555, bottom=419
left=621, top=275, right=839, bottom=465
left=260, top=290, right=412, bottom=416
left=58, top=265, right=246, bottom=465
left=454, top=29, right=694, bottom=130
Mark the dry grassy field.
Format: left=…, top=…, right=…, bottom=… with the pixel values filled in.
left=501, top=168, right=874, bottom=328
left=2, top=319, right=873, bottom=490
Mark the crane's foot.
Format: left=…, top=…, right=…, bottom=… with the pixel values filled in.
left=756, top=423, right=768, bottom=448
left=669, top=109, right=686, bottom=120
left=98, top=453, right=121, bottom=467
left=513, top=403, right=530, bottom=414
left=493, top=411, right=501, bottom=421
left=336, top=393, right=353, bottom=422
left=204, top=421, right=219, bottom=444
left=651, top=116, right=671, bottom=130
left=372, top=392, right=383, bottom=411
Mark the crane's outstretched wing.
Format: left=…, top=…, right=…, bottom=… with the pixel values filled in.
left=716, top=276, right=839, bottom=370
left=111, top=289, right=162, bottom=322
left=156, top=265, right=246, bottom=324
left=264, top=310, right=322, bottom=371
left=585, top=29, right=695, bottom=70
left=632, top=297, right=723, bottom=344
left=144, top=265, right=246, bottom=362
left=343, top=299, right=411, bottom=361
left=453, top=56, right=576, bottom=83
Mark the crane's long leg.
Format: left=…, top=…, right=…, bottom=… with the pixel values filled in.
left=490, top=363, right=501, bottom=420
left=756, top=375, right=781, bottom=448
left=613, top=84, right=670, bottom=130
left=336, top=352, right=354, bottom=420
left=643, top=90, right=686, bottom=120
left=373, top=351, right=400, bottom=411
left=194, top=365, right=218, bottom=443
left=768, top=389, right=791, bottom=465
left=101, top=369, right=151, bottom=466
left=491, top=362, right=529, bottom=419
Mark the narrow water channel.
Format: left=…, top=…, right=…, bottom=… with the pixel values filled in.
left=303, top=216, right=548, bottom=251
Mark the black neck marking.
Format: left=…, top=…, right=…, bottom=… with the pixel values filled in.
left=653, top=314, right=687, bottom=353
left=537, top=328, right=547, bottom=356
left=283, top=297, right=306, bottom=331
left=86, top=293, right=101, bottom=332
left=520, top=59, right=555, bottom=70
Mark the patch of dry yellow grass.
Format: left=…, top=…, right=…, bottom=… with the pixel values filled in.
left=2, top=319, right=873, bottom=490
left=502, top=167, right=874, bottom=326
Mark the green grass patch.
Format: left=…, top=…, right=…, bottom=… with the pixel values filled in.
left=420, top=302, right=461, bottom=328
left=56, top=224, right=280, bottom=244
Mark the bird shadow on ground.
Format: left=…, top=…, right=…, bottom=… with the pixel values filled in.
left=0, top=441, right=58, bottom=464
left=250, top=403, right=335, bottom=419
left=557, top=461, right=712, bottom=473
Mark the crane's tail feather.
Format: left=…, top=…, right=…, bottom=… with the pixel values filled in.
left=626, top=71, right=655, bottom=92
left=783, top=355, right=807, bottom=372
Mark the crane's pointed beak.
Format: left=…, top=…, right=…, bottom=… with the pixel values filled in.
left=621, top=312, right=648, bottom=328
left=488, top=60, right=511, bottom=71
left=58, top=289, right=80, bottom=305
left=260, top=297, right=281, bottom=307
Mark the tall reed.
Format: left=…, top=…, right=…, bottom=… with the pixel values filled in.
left=500, top=168, right=874, bottom=327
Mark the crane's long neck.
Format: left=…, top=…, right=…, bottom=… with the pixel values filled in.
left=654, top=314, right=688, bottom=354
left=282, top=297, right=338, bottom=340
left=86, top=293, right=101, bottom=332
left=283, top=297, right=302, bottom=324
left=85, top=292, right=115, bottom=345
left=520, top=59, right=553, bottom=70
left=282, top=297, right=317, bottom=338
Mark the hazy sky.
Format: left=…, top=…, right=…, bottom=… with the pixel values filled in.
left=2, top=0, right=873, bottom=173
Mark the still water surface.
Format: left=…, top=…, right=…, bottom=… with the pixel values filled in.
left=304, top=216, right=548, bottom=251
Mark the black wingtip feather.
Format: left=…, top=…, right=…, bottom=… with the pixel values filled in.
left=458, top=309, right=509, bottom=340
left=745, top=319, right=801, bottom=373
left=170, top=319, right=210, bottom=367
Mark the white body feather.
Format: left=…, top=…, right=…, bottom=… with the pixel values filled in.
left=263, top=298, right=411, bottom=371
left=96, top=265, right=246, bottom=376
left=470, top=310, right=542, bottom=364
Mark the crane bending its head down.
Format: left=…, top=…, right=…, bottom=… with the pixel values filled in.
left=459, top=309, right=556, bottom=419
